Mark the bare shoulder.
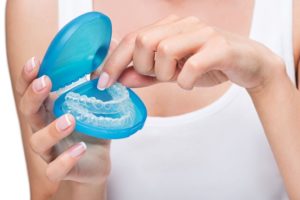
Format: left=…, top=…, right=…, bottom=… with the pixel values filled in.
left=6, top=0, right=58, bottom=83
left=293, top=0, right=300, bottom=67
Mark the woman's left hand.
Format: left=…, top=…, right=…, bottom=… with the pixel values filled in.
left=97, top=15, right=284, bottom=92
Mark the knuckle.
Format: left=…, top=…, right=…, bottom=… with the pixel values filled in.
left=136, top=32, right=153, bottom=49
left=213, top=35, right=234, bottom=59
left=29, top=136, right=43, bottom=155
left=19, top=98, right=30, bottom=117
left=123, top=32, right=137, bottom=45
left=46, top=167, right=57, bottom=182
left=157, top=42, right=173, bottom=56
left=15, top=84, right=23, bottom=96
left=213, top=34, right=228, bottom=46
left=224, top=45, right=235, bottom=61
left=15, top=76, right=26, bottom=96
left=19, top=97, right=37, bottom=118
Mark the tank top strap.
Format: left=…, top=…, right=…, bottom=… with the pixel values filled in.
left=58, top=0, right=93, bottom=29
left=250, top=0, right=295, bottom=82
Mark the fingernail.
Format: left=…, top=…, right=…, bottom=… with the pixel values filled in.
left=69, top=142, right=87, bottom=158
left=25, top=57, right=37, bottom=73
left=56, top=114, right=72, bottom=132
left=33, top=76, right=47, bottom=92
left=97, top=72, right=110, bottom=91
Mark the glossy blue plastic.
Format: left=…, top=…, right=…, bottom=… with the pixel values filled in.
left=38, top=12, right=147, bottom=139
left=38, top=12, right=112, bottom=91
left=54, top=79, right=147, bottom=139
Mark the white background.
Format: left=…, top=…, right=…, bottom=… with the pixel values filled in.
left=0, top=1, right=30, bottom=199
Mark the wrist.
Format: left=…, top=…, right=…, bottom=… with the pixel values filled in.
left=52, top=180, right=107, bottom=200
left=70, top=181, right=107, bottom=198
left=247, top=55, right=288, bottom=97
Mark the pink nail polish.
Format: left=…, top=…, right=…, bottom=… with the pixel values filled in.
left=68, top=142, right=87, bottom=158
left=97, top=72, right=110, bottom=91
left=25, top=57, right=37, bottom=73
left=56, top=114, right=72, bottom=131
left=33, top=76, right=47, bottom=92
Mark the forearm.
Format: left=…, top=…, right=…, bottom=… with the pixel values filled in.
left=16, top=115, right=59, bottom=200
left=51, top=181, right=107, bottom=200
left=248, top=66, right=300, bottom=200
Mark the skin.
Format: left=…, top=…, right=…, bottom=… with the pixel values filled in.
left=5, top=0, right=300, bottom=199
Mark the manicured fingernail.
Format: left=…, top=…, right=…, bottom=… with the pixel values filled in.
left=97, top=72, right=110, bottom=91
left=33, top=76, right=47, bottom=92
left=56, top=114, right=72, bottom=132
left=69, top=142, right=87, bottom=158
left=25, top=57, right=37, bottom=73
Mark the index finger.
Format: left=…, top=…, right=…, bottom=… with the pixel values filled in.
left=97, top=15, right=179, bottom=90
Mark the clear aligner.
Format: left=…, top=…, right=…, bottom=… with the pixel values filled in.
left=56, top=75, right=90, bottom=96
left=62, top=83, right=136, bottom=129
left=65, top=83, right=131, bottom=114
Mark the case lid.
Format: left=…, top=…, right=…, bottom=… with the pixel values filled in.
left=38, top=12, right=112, bottom=91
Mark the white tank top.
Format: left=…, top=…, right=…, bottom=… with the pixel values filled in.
left=58, top=0, right=295, bottom=199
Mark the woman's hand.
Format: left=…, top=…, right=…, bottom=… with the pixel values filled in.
left=16, top=57, right=111, bottom=185
left=97, top=15, right=284, bottom=92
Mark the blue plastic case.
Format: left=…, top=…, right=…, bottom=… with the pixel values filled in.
left=38, top=12, right=147, bottom=139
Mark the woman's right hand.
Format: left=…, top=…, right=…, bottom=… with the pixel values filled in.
left=16, top=57, right=111, bottom=184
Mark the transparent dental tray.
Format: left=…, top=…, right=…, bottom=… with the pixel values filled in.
left=38, top=12, right=147, bottom=139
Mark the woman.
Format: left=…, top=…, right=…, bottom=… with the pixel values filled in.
left=5, top=0, right=300, bottom=199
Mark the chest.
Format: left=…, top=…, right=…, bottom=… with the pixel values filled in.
left=94, top=0, right=254, bottom=38
left=108, top=87, right=287, bottom=199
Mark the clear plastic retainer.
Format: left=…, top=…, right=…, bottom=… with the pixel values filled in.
left=62, top=83, right=136, bottom=129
